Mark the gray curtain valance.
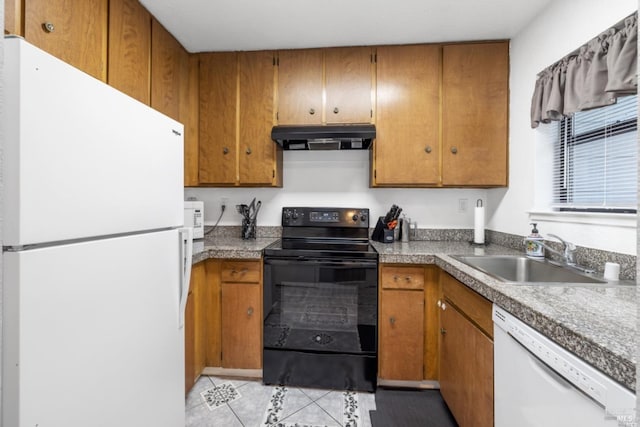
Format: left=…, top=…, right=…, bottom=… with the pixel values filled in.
left=531, top=12, right=637, bottom=128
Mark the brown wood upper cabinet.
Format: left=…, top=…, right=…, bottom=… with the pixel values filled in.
left=442, top=42, right=509, bottom=186
left=373, top=41, right=509, bottom=188
left=23, top=0, right=108, bottom=81
left=374, top=44, right=441, bottom=186
left=108, top=0, right=151, bottom=105
left=277, top=47, right=373, bottom=125
left=199, top=51, right=282, bottom=187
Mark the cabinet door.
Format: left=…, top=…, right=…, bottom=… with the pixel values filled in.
left=442, top=42, right=509, bottom=186
left=198, top=52, right=238, bottom=185
left=108, top=0, right=151, bottom=104
left=185, top=262, right=206, bottom=394
left=440, top=303, right=493, bottom=427
left=325, top=47, right=373, bottom=124
left=25, top=0, right=108, bottom=81
left=239, top=51, right=278, bottom=185
left=379, top=289, right=424, bottom=380
left=5, top=0, right=22, bottom=35
left=151, top=18, right=187, bottom=122
left=277, top=49, right=323, bottom=124
left=221, top=282, right=262, bottom=369
left=374, top=45, right=441, bottom=186
left=184, top=54, right=200, bottom=187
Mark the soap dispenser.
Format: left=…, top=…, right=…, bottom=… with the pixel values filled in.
left=525, top=223, right=544, bottom=258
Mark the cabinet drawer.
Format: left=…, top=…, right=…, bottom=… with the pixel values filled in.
left=441, top=273, right=493, bottom=338
left=381, top=266, right=425, bottom=290
left=221, top=261, right=261, bottom=283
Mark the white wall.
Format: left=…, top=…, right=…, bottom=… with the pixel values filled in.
left=185, top=150, right=487, bottom=228
left=487, top=0, right=638, bottom=254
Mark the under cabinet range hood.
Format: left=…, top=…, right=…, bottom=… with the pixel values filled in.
left=271, top=124, right=376, bottom=150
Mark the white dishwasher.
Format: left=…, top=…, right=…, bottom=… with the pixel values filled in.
left=493, top=306, right=635, bottom=427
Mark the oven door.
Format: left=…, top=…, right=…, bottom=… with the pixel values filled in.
left=263, top=256, right=378, bottom=356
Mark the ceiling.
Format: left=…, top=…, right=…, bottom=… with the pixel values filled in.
left=139, top=0, right=553, bottom=52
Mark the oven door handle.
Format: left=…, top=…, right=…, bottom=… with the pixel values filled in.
left=264, top=257, right=378, bottom=268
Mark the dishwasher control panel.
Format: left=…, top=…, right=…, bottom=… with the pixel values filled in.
left=493, top=306, right=635, bottom=419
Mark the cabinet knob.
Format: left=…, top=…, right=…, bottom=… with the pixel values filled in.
left=425, top=146, right=432, bottom=153
left=393, top=275, right=399, bottom=281
left=42, top=22, right=55, bottom=33
left=389, top=317, right=396, bottom=325
left=450, top=146, right=458, bottom=154
left=405, top=276, right=412, bottom=282
left=440, top=327, right=447, bottom=335
left=223, top=147, right=229, bottom=154
left=247, top=307, right=254, bottom=316
left=441, top=302, right=447, bottom=311
left=333, top=107, right=339, bottom=114
left=246, top=147, right=252, bottom=155
left=309, top=108, right=316, bottom=115
left=437, top=299, right=442, bottom=308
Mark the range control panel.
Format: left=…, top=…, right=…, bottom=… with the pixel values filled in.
left=282, top=207, right=369, bottom=228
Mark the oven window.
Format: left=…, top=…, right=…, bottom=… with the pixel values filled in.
left=264, top=261, right=377, bottom=355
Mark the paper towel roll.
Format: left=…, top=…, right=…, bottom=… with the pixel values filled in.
left=474, top=204, right=485, bottom=244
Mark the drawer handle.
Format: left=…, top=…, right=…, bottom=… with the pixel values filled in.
left=42, top=22, right=55, bottom=33
left=389, top=316, right=396, bottom=325
left=247, top=307, right=254, bottom=316
left=405, top=276, right=412, bottom=282
left=440, top=327, right=447, bottom=335
left=393, top=275, right=399, bottom=281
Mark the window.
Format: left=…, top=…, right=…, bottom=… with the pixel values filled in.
left=552, top=95, right=637, bottom=213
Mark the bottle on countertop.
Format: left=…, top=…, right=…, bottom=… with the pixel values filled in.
left=524, top=223, right=544, bottom=258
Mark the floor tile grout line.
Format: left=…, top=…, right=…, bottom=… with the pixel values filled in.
left=226, top=402, right=246, bottom=427
left=312, top=400, right=344, bottom=427
left=298, top=387, right=333, bottom=402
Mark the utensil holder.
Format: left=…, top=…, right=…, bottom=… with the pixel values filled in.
left=242, top=217, right=256, bottom=240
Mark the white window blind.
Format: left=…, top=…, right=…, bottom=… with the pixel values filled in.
left=552, top=95, right=637, bottom=213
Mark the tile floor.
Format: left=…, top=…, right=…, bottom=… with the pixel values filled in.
left=186, top=375, right=376, bottom=427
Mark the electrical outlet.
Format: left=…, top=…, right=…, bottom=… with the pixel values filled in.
left=220, top=197, right=228, bottom=211
left=458, top=198, right=468, bottom=213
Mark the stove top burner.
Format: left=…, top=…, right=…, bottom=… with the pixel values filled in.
left=265, top=207, right=378, bottom=260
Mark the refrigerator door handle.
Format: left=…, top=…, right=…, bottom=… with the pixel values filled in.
left=178, top=227, right=194, bottom=329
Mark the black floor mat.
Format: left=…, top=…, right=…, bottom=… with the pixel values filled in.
left=370, top=388, right=458, bottom=427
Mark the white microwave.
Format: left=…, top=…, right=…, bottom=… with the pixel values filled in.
left=184, top=201, right=204, bottom=239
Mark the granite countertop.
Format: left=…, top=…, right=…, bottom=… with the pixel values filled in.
left=372, top=240, right=637, bottom=391
left=192, top=235, right=278, bottom=264
left=191, top=236, right=636, bottom=391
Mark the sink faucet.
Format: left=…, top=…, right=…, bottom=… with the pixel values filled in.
left=546, top=234, right=577, bottom=265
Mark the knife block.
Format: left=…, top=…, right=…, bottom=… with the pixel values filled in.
left=371, top=216, right=394, bottom=243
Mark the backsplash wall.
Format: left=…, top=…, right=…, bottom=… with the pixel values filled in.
left=185, top=150, right=488, bottom=229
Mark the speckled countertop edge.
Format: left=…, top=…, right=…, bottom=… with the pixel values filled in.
left=372, top=241, right=637, bottom=391
left=191, top=236, right=278, bottom=264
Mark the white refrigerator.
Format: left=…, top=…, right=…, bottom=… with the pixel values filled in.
left=2, top=37, right=192, bottom=427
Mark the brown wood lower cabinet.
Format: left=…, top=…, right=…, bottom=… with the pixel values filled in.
left=378, top=265, right=439, bottom=382
left=439, top=272, right=493, bottom=427
left=221, top=281, right=261, bottom=369
left=185, top=261, right=206, bottom=394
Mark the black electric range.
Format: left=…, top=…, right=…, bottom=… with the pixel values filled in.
left=263, top=207, right=379, bottom=392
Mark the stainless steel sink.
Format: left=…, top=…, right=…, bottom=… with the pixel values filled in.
left=451, top=255, right=608, bottom=284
